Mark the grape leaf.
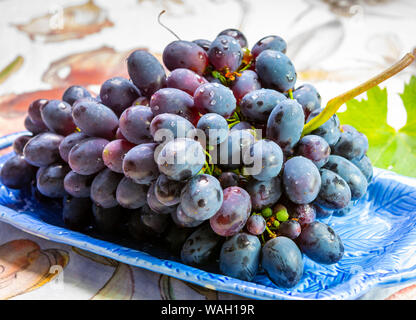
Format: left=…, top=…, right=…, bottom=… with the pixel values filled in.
left=337, top=76, right=416, bottom=178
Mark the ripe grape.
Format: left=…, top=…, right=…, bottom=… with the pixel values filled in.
left=0, top=155, right=35, bottom=189
left=210, top=186, right=251, bottom=237
left=59, top=132, right=89, bottom=163
left=218, top=28, right=248, bottom=48
left=40, top=100, right=76, bottom=136
left=296, top=135, right=330, bottom=168
left=333, top=126, right=369, bottom=160
left=128, top=205, right=169, bottom=240
left=150, top=113, right=195, bottom=142
left=246, top=215, right=266, bottom=235
left=62, top=85, right=91, bottom=105
left=146, top=182, right=176, bottom=214
left=100, top=77, right=141, bottom=116
left=216, top=129, right=255, bottom=169
left=194, top=83, right=236, bottom=119
left=196, top=113, right=229, bottom=145
left=163, top=40, right=208, bottom=75
left=119, top=105, right=153, bottom=145
left=262, top=237, right=303, bottom=288
left=154, top=174, right=184, bottom=206
left=62, top=195, right=92, bottom=230
left=283, top=156, right=321, bottom=204
left=208, top=35, right=243, bottom=73
left=68, top=137, right=109, bottom=175
left=292, top=84, right=321, bottom=119
left=28, top=99, right=48, bottom=125
left=36, top=163, right=70, bottom=198
left=123, top=143, right=159, bottom=184
left=351, top=155, right=373, bottom=182
left=171, top=204, right=203, bottom=228
left=231, top=70, right=261, bottom=103
left=63, top=170, right=95, bottom=198
left=251, top=35, right=287, bottom=58
left=90, top=169, right=123, bottom=209
left=278, top=220, right=301, bottom=239
left=116, top=177, right=148, bottom=209
left=192, top=39, right=211, bottom=52
left=246, top=176, right=282, bottom=211
left=230, top=121, right=252, bottom=131
left=24, top=115, right=48, bottom=135
left=12, top=134, right=32, bottom=155
left=23, top=132, right=64, bottom=167
left=92, top=203, right=124, bottom=234
left=127, top=50, right=167, bottom=98
left=298, top=221, right=344, bottom=264
left=102, top=139, right=135, bottom=173
left=218, top=171, right=240, bottom=189
left=316, top=169, right=351, bottom=209
left=219, top=233, right=261, bottom=281
left=287, top=203, right=316, bottom=227
left=307, top=109, right=341, bottom=147
left=166, top=68, right=208, bottom=96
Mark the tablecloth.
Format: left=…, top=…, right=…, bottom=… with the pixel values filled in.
left=0, top=0, right=415, bottom=300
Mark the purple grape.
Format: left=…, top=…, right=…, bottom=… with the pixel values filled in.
left=283, top=156, right=321, bottom=204
left=102, top=139, right=135, bottom=173
left=40, top=100, right=76, bottom=136
left=23, top=132, right=64, bottom=167
left=194, top=83, right=236, bottom=119
left=146, top=182, right=176, bottom=214
left=171, top=204, right=203, bottom=228
left=90, top=168, right=123, bottom=208
left=196, top=113, right=229, bottom=145
left=72, top=100, right=119, bottom=140
left=132, top=96, right=150, bottom=106
left=333, top=126, right=369, bottom=160
left=154, top=174, right=184, bottom=206
left=116, top=177, right=148, bottom=209
left=100, top=77, right=141, bottom=116
left=63, top=170, right=95, bottom=198
left=127, top=50, right=167, bottom=98
left=150, top=113, right=195, bottom=142
left=230, top=121, right=252, bottom=131
left=62, top=195, right=92, bottom=230
left=192, top=39, right=211, bottom=52
left=122, top=143, right=159, bottom=184
left=12, top=134, right=32, bottom=155
left=293, top=84, right=321, bottom=119
left=36, top=163, right=70, bottom=198
left=246, top=215, right=266, bottom=235
left=119, top=105, right=153, bottom=145
left=218, top=28, right=248, bottom=48
left=59, top=132, right=89, bottom=163
left=24, top=115, right=48, bottom=135
left=62, top=86, right=91, bottom=105
left=218, top=171, right=240, bottom=189
left=0, top=155, right=35, bottom=189
left=166, top=68, right=208, bottom=96
left=307, top=109, right=341, bottom=147
left=163, top=40, right=209, bottom=75
left=208, top=35, right=243, bottom=73
left=28, top=99, right=48, bottom=125
left=68, top=137, right=109, bottom=175
left=128, top=205, right=170, bottom=240
left=210, top=186, right=251, bottom=237
left=251, top=35, right=287, bottom=58
left=278, top=220, right=301, bottom=239
left=296, top=135, right=330, bottom=168
left=149, top=88, right=197, bottom=125
left=316, top=169, right=351, bottom=210
left=231, top=70, right=261, bottom=103
left=287, top=203, right=316, bottom=227
left=246, top=176, right=282, bottom=211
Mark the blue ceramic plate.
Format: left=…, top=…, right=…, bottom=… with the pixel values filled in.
left=1, top=132, right=416, bottom=300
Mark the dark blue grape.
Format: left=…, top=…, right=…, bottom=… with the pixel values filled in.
left=146, top=182, right=176, bottom=214
left=255, top=49, right=296, bottom=92
left=23, top=132, right=64, bottom=167
left=208, top=35, right=243, bottom=73
left=166, top=68, right=208, bottom=96
left=102, top=139, right=135, bottom=173
left=68, top=137, right=109, bottom=175
left=266, top=99, right=304, bottom=155
left=171, top=204, right=203, bottom=228
left=149, top=88, right=197, bottom=124
left=90, top=168, right=123, bottom=209
left=293, top=84, right=321, bottom=119
left=37, top=163, right=70, bottom=198
left=24, top=115, right=48, bottom=135
left=192, top=39, right=211, bottom=52
left=59, top=132, right=89, bottom=163
left=180, top=174, right=223, bottom=221
left=181, top=223, right=222, bottom=266
left=313, top=203, right=333, bottom=218
left=283, top=156, right=321, bottom=204
left=219, top=233, right=260, bottom=281
left=231, top=70, right=261, bottom=104
left=72, top=100, right=118, bottom=140
left=128, top=205, right=170, bottom=240
left=279, top=220, right=301, bottom=239
left=216, top=129, right=255, bottom=169
left=246, top=176, right=282, bottom=211
left=194, top=82, right=236, bottom=119
left=40, top=100, right=76, bottom=136
left=316, top=169, right=351, bottom=210
left=323, top=155, right=368, bottom=200
left=163, top=40, right=208, bottom=75
left=28, top=99, right=48, bottom=125
left=100, top=77, right=141, bottom=116
left=332, top=126, right=369, bottom=160
left=150, top=113, right=195, bottom=142
left=12, top=134, right=32, bottom=155
left=333, top=201, right=354, bottom=217
left=92, top=203, right=124, bottom=234
left=307, top=109, right=341, bottom=147
left=251, top=35, right=287, bottom=58
left=296, top=135, right=330, bottom=168
left=196, top=113, right=229, bottom=145
left=63, top=170, right=94, bottom=198
left=62, top=85, right=91, bottom=105
left=154, top=174, right=184, bottom=206
left=123, top=143, right=158, bottom=184
left=0, top=155, right=35, bottom=189
left=127, top=50, right=167, bottom=98
left=351, top=155, right=373, bottom=182
left=119, top=105, right=153, bottom=145
left=210, top=186, right=251, bottom=236
left=218, top=171, right=240, bottom=189
left=116, top=176, right=148, bottom=209
left=218, top=28, right=248, bottom=48
left=240, top=88, right=286, bottom=123
left=243, top=139, right=283, bottom=181
left=262, top=236, right=303, bottom=288
left=62, top=195, right=92, bottom=230
left=246, top=215, right=266, bottom=235
left=156, top=138, right=205, bottom=181
left=298, top=221, right=344, bottom=264
left=230, top=121, right=252, bottom=131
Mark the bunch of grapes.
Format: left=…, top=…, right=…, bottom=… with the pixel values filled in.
left=0, top=25, right=374, bottom=289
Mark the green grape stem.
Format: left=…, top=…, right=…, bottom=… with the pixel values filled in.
left=302, top=48, right=416, bottom=136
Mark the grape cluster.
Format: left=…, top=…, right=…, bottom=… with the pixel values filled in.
left=0, top=27, right=373, bottom=289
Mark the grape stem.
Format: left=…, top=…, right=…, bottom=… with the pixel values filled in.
left=302, top=48, right=416, bottom=136
left=157, top=10, right=181, bottom=40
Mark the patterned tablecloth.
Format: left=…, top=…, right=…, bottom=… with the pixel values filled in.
left=0, top=0, right=415, bottom=300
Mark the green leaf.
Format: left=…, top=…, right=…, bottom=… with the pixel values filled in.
left=337, top=76, right=416, bottom=177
